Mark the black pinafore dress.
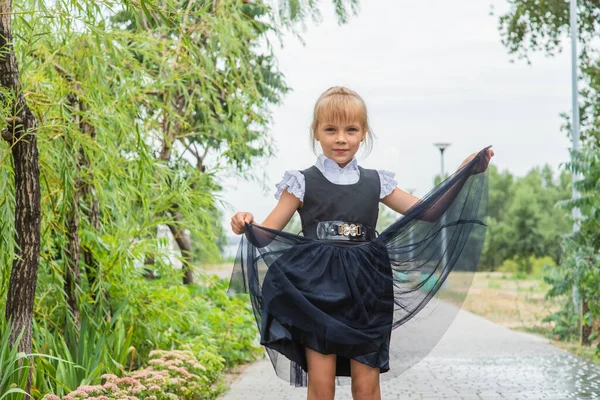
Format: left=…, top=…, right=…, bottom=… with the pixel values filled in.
left=259, top=165, right=394, bottom=379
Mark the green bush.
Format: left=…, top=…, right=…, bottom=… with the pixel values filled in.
left=497, top=258, right=518, bottom=273
left=0, top=322, right=30, bottom=400
left=30, top=303, right=135, bottom=397
left=498, top=256, right=555, bottom=279
left=29, top=268, right=259, bottom=398
left=530, top=256, right=556, bottom=279
left=104, top=269, right=260, bottom=370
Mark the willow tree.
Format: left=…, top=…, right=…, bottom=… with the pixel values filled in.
left=0, top=0, right=42, bottom=368
left=1, top=1, right=363, bottom=388
left=110, top=1, right=288, bottom=284
left=111, top=0, right=362, bottom=284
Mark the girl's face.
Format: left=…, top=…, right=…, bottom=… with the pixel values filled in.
left=315, top=119, right=366, bottom=168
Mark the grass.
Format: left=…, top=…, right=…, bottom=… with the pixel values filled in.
left=443, top=271, right=562, bottom=332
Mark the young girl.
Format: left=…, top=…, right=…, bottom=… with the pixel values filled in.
left=228, top=86, right=493, bottom=400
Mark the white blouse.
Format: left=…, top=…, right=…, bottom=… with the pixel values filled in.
left=274, top=154, right=398, bottom=202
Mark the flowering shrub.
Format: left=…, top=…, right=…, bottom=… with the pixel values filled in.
left=42, top=350, right=224, bottom=400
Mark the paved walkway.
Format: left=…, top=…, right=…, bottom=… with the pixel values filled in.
left=219, top=307, right=600, bottom=400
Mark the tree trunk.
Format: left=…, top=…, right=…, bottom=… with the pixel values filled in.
left=1, top=0, right=42, bottom=393
left=65, top=185, right=81, bottom=323
left=80, top=128, right=101, bottom=288
left=159, top=104, right=194, bottom=285
left=581, top=298, right=592, bottom=346
left=167, top=212, right=194, bottom=285
left=54, top=63, right=101, bottom=303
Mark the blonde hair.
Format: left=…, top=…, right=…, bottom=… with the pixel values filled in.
left=310, top=86, right=375, bottom=156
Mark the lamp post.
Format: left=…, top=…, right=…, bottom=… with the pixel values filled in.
left=433, top=143, right=451, bottom=183
left=569, top=0, right=584, bottom=341
left=434, top=143, right=451, bottom=275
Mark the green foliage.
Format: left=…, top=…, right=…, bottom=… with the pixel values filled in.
left=28, top=270, right=259, bottom=397
left=30, top=305, right=135, bottom=397
left=497, top=1, right=600, bottom=350
left=182, top=276, right=262, bottom=369
left=497, top=0, right=600, bottom=145
left=497, top=258, right=518, bottom=274
left=480, top=164, right=571, bottom=271
left=531, top=256, right=557, bottom=280
left=541, top=297, right=580, bottom=341
left=0, top=323, right=31, bottom=400
left=1, top=0, right=363, bottom=397
left=102, top=266, right=260, bottom=371
left=498, top=256, right=556, bottom=279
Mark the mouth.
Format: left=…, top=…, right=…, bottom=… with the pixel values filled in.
left=333, top=149, right=349, bottom=154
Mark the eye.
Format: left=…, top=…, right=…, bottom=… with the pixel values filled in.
left=325, top=127, right=335, bottom=132
left=348, top=127, right=359, bottom=132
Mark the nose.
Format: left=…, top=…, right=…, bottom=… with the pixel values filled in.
left=335, top=132, right=347, bottom=143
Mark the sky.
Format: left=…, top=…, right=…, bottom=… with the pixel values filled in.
left=214, top=0, right=574, bottom=234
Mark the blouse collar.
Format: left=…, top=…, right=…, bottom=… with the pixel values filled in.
left=315, top=153, right=359, bottom=173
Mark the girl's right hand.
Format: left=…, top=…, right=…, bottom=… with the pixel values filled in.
left=231, top=212, right=254, bottom=235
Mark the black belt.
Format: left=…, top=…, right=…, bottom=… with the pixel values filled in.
left=315, top=220, right=377, bottom=241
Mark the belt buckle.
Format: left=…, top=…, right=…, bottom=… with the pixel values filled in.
left=340, top=223, right=360, bottom=237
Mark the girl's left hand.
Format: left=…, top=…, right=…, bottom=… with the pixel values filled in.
left=461, top=147, right=494, bottom=173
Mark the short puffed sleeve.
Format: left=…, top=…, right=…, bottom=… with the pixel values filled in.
left=377, top=169, right=398, bottom=199
left=274, top=170, right=305, bottom=202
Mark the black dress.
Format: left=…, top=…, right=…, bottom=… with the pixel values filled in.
left=227, top=146, right=491, bottom=387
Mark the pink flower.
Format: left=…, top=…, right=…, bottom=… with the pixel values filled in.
left=149, top=359, right=165, bottom=366
left=116, top=377, right=140, bottom=387
left=130, top=370, right=150, bottom=379
left=44, top=395, right=61, bottom=400
left=67, top=389, right=89, bottom=398
left=100, top=374, right=118, bottom=384
left=78, top=385, right=104, bottom=395
left=148, top=350, right=165, bottom=358
left=190, top=362, right=206, bottom=371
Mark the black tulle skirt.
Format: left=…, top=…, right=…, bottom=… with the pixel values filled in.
left=227, top=146, right=491, bottom=387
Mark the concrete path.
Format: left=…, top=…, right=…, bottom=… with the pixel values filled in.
left=219, top=307, right=600, bottom=400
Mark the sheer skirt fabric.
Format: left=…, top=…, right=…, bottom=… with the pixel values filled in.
left=227, top=146, right=490, bottom=387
